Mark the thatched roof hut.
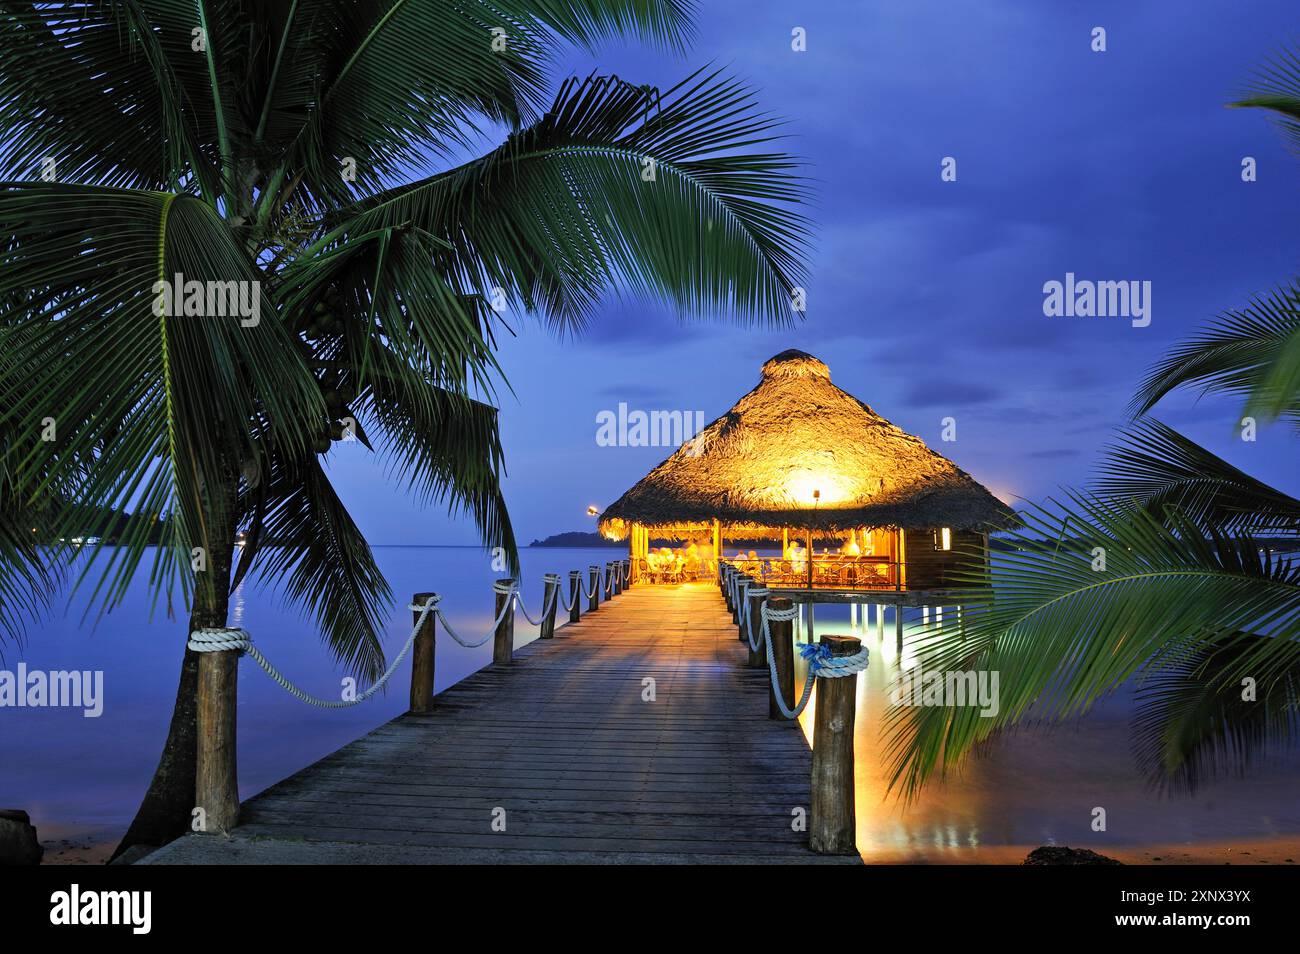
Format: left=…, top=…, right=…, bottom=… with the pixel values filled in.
left=599, top=350, right=1012, bottom=540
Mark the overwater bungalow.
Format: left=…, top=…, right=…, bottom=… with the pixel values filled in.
left=599, top=350, right=1013, bottom=600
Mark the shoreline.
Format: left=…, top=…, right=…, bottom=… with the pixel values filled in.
left=38, top=826, right=1300, bottom=866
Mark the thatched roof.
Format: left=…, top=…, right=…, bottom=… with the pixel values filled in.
left=599, top=350, right=1014, bottom=539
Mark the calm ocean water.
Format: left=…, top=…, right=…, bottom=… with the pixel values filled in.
left=4, top=544, right=1298, bottom=859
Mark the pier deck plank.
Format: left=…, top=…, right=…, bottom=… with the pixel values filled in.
left=145, top=582, right=859, bottom=864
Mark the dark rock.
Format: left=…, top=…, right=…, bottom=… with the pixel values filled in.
left=1024, top=845, right=1122, bottom=866
left=109, top=844, right=159, bottom=866
left=0, top=809, right=44, bottom=865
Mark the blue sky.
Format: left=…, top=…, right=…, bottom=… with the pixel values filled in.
left=327, top=0, right=1300, bottom=546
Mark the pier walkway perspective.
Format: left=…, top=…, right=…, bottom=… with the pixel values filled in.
left=146, top=581, right=859, bottom=864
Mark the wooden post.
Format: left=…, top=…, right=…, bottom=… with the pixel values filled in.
left=723, top=566, right=734, bottom=612
left=195, top=630, right=241, bottom=834
left=895, top=604, right=903, bottom=654
left=540, top=575, right=559, bottom=640
left=493, top=579, right=514, bottom=664
left=612, top=561, right=622, bottom=596
left=745, top=586, right=767, bottom=668
left=568, top=570, right=581, bottom=624
left=767, top=596, right=796, bottom=719
left=603, top=562, right=614, bottom=600
left=810, top=633, right=860, bottom=854
left=876, top=603, right=884, bottom=640
left=588, top=565, right=600, bottom=613
left=731, top=573, right=743, bottom=625
left=409, top=592, right=437, bottom=712
left=850, top=602, right=858, bottom=632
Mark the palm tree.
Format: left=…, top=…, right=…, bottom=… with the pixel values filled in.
left=884, top=52, right=1300, bottom=799
left=0, top=1, right=810, bottom=856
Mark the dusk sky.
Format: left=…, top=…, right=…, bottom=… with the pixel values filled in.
left=327, top=0, right=1300, bottom=546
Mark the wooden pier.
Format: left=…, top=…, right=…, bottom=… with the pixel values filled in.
left=146, top=581, right=859, bottom=864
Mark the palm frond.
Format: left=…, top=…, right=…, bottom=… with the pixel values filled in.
left=1231, top=44, right=1300, bottom=152
left=494, top=0, right=695, bottom=52
left=0, top=1, right=222, bottom=196
left=0, top=182, right=324, bottom=615
left=1130, top=632, right=1300, bottom=792
left=1129, top=281, right=1300, bottom=426
left=0, top=452, right=65, bottom=650
left=340, top=67, right=813, bottom=331
left=246, top=455, right=391, bottom=680
left=1095, top=418, right=1300, bottom=532
left=882, top=495, right=1300, bottom=799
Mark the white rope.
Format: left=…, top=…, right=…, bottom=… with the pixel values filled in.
left=436, top=584, right=517, bottom=648
left=557, top=572, right=580, bottom=612
left=186, top=597, right=438, bottom=709
left=758, top=601, right=870, bottom=720
left=582, top=566, right=600, bottom=600
left=516, top=580, right=560, bottom=627
left=741, top=587, right=769, bottom=649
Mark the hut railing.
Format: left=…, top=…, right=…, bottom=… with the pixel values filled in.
left=722, top=555, right=904, bottom=591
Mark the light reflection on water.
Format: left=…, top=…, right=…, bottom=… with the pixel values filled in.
left=793, top=603, right=1300, bottom=862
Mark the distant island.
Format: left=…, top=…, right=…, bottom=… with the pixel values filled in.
left=528, top=531, right=626, bottom=548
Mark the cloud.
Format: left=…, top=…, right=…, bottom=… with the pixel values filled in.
left=901, top=379, right=1004, bottom=408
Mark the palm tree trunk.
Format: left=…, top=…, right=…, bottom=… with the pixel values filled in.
left=110, top=497, right=238, bottom=860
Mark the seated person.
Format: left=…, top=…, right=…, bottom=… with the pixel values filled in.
left=789, top=541, right=808, bottom=578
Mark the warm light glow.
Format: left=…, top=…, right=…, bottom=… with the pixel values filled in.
left=936, top=527, right=952, bottom=550
left=783, top=470, right=852, bottom=507
left=844, top=530, right=862, bottom=556
left=586, top=505, right=600, bottom=516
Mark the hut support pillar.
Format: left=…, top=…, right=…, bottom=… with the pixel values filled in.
left=876, top=604, right=884, bottom=640
left=895, top=605, right=903, bottom=654
left=629, top=525, right=637, bottom=582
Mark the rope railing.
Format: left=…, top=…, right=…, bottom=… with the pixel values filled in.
left=716, top=562, right=869, bottom=851
left=557, top=572, right=581, bottom=612
left=514, top=580, right=559, bottom=627
left=190, top=557, right=641, bottom=708
left=737, top=587, right=870, bottom=720
left=188, top=596, right=439, bottom=708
